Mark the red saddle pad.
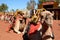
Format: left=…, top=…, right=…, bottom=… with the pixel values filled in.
left=28, top=22, right=41, bottom=35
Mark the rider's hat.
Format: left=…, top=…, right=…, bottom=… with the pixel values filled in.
left=14, top=10, right=24, bottom=16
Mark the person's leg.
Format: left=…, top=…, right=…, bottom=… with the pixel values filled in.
left=29, top=31, right=42, bottom=40
left=23, top=33, right=30, bottom=40
left=23, top=24, right=30, bottom=40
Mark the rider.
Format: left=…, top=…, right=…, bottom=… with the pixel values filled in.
left=23, top=9, right=42, bottom=40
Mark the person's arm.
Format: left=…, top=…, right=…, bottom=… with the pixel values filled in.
left=22, top=18, right=31, bottom=34
left=37, top=24, right=42, bottom=31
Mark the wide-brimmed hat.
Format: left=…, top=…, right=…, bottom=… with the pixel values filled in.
left=14, top=10, right=24, bottom=16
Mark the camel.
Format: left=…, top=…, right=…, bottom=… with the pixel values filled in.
left=13, top=11, right=27, bottom=34
left=40, top=9, right=54, bottom=40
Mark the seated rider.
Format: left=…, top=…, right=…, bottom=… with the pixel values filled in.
left=23, top=9, right=42, bottom=40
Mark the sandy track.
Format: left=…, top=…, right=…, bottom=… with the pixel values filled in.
left=0, top=20, right=60, bottom=40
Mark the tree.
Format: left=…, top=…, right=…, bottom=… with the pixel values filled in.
left=11, top=9, right=15, bottom=12
left=0, top=3, right=8, bottom=12
left=38, top=0, right=42, bottom=4
left=26, top=0, right=36, bottom=10
left=38, top=0, right=46, bottom=4
left=26, top=2, right=31, bottom=10
left=0, top=6, right=2, bottom=11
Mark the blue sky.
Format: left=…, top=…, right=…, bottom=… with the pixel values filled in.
left=0, top=0, right=38, bottom=11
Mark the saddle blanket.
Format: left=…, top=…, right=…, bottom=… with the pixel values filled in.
left=28, top=22, right=41, bottom=35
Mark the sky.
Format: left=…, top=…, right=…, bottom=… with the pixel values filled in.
left=0, top=0, right=38, bottom=11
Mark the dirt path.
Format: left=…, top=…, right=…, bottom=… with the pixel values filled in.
left=0, top=20, right=23, bottom=40
left=52, top=20, right=60, bottom=40
left=0, top=20, right=60, bottom=40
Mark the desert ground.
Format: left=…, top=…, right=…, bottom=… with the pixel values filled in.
left=0, top=20, right=60, bottom=40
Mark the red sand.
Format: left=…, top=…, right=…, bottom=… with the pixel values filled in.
left=0, top=20, right=23, bottom=40
left=52, top=20, right=60, bottom=40
left=0, top=20, right=60, bottom=40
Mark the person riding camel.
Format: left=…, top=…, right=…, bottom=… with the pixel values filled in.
left=23, top=9, right=42, bottom=40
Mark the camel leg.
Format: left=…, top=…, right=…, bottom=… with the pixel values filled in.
left=46, top=38, right=53, bottom=40
left=14, top=25, right=21, bottom=34
left=42, top=26, right=53, bottom=40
